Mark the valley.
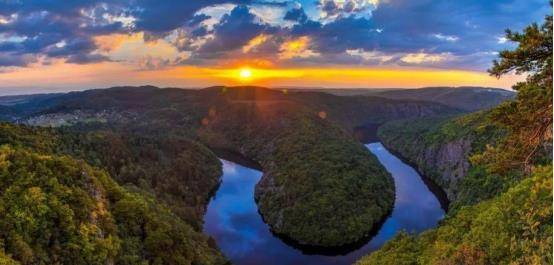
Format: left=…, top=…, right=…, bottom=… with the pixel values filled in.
left=203, top=142, right=444, bottom=265
left=0, top=82, right=548, bottom=265
left=0, top=85, right=467, bottom=247
left=0, top=85, right=465, bottom=263
left=0, top=2, right=550, bottom=265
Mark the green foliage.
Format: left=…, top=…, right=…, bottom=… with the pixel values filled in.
left=0, top=145, right=120, bottom=264
left=57, top=130, right=223, bottom=229
left=484, top=13, right=553, bottom=174
left=109, top=189, right=226, bottom=265
left=361, top=13, right=553, bottom=264
left=378, top=111, right=504, bottom=203
left=0, top=144, right=225, bottom=265
left=0, top=123, right=60, bottom=152
left=198, top=100, right=394, bottom=247
left=357, top=166, right=553, bottom=265
left=266, top=112, right=394, bottom=246
left=489, top=15, right=552, bottom=86
left=0, top=250, right=19, bottom=265
left=0, top=122, right=223, bottom=230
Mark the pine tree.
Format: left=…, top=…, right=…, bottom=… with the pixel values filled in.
left=483, top=12, right=553, bottom=174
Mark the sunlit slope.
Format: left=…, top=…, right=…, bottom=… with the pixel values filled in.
left=2, top=85, right=460, bottom=248
left=0, top=141, right=226, bottom=264
left=196, top=94, right=394, bottom=247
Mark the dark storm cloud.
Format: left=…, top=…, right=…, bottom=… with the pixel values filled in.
left=292, top=16, right=379, bottom=53
left=321, top=0, right=339, bottom=17
left=0, top=0, right=127, bottom=66
left=0, top=0, right=250, bottom=67
left=129, top=0, right=249, bottom=33
left=188, top=14, right=212, bottom=27
left=0, top=53, right=36, bottom=67
left=362, top=0, right=551, bottom=69
left=66, top=53, right=110, bottom=64
left=0, top=0, right=550, bottom=70
left=196, top=5, right=271, bottom=54
left=282, top=0, right=549, bottom=70
left=284, top=7, right=308, bottom=23
left=0, top=0, right=103, bottom=16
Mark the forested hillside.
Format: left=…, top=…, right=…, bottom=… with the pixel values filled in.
left=373, top=87, right=515, bottom=111
left=358, top=165, right=551, bottom=265
left=377, top=111, right=505, bottom=206
left=0, top=84, right=458, bottom=249
left=196, top=94, right=395, bottom=247
left=0, top=127, right=226, bottom=264
left=0, top=123, right=223, bottom=230
left=358, top=13, right=552, bottom=264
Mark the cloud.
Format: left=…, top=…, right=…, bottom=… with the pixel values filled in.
left=400, top=52, right=455, bottom=64
left=130, top=0, right=249, bottom=34
left=291, top=16, right=380, bottom=54
left=242, top=34, right=270, bottom=53
left=66, top=53, right=110, bottom=64
left=346, top=49, right=394, bottom=64
left=497, top=36, right=508, bottom=44
left=318, top=0, right=381, bottom=21
left=196, top=6, right=270, bottom=55
left=0, top=1, right=129, bottom=66
left=284, top=7, right=308, bottom=23
left=0, top=53, right=37, bottom=66
left=0, top=0, right=549, bottom=71
left=279, top=36, right=319, bottom=59
left=432, top=33, right=459, bottom=42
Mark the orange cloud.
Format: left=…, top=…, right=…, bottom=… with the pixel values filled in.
left=93, top=32, right=189, bottom=68
left=242, top=34, right=270, bottom=53
left=93, top=34, right=136, bottom=52
left=279, top=36, right=319, bottom=59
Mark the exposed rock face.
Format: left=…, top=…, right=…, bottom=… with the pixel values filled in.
left=377, top=112, right=500, bottom=202
left=379, top=132, right=473, bottom=201
left=8, top=85, right=463, bottom=248
left=411, top=137, right=472, bottom=200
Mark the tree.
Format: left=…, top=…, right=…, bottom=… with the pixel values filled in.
left=482, top=12, right=553, bottom=174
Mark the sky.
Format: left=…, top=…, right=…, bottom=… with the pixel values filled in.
left=0, top=0, right=550, bottom=94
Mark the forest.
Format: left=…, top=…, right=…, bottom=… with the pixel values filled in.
left=0, top=80, right=459, bottom=249
left=0, top=132, right=226, bottom=264
left=0, top=11, right=549, bottom=265
left=358, top=12, right=552, bottom=264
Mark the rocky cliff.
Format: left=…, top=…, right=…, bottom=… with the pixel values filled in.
left=377, top=112, right=502, bottom=202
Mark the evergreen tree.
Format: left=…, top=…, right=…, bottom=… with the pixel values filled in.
left=481, top=12, right=553, bottom=174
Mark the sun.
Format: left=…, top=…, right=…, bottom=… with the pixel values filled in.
left=239, top=68, right=252, bottom=80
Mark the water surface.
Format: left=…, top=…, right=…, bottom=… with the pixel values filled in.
left=203, top=142, right=445, bottom=265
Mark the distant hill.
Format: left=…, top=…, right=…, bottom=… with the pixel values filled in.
left=287, top=86, right=515, bottom=111
left=372, top=87, right=515, bottom=111
left=0, top=85, right=459, bottom=248
left=0, top=93, right=64, bottom=106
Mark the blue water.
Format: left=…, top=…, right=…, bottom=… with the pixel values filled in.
left=203, top=142, right=445, bottom=265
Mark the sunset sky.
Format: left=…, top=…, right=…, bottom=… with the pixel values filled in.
left=0, top=0, right=550, bottom=94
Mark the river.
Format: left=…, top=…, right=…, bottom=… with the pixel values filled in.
left=203, top=142, right=445, bottom=265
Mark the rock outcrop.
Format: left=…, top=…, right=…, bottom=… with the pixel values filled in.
left=377, top=113, right=500, bottom=202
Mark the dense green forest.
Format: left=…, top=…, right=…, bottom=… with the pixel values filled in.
left=0, top=123, right=223, bottom=230
left=0, top=24, right=539, bottom=260
left=377, top=111, right=506, bottom=208
left=196, top=98, right=395, bottom=246
left=0, top=139, right=226, bottom=264
left=358, top=13, right=552, bottom=264
left=0, top=82, right=458, bottom=248
left=358, top=165, right=551, bottom=265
